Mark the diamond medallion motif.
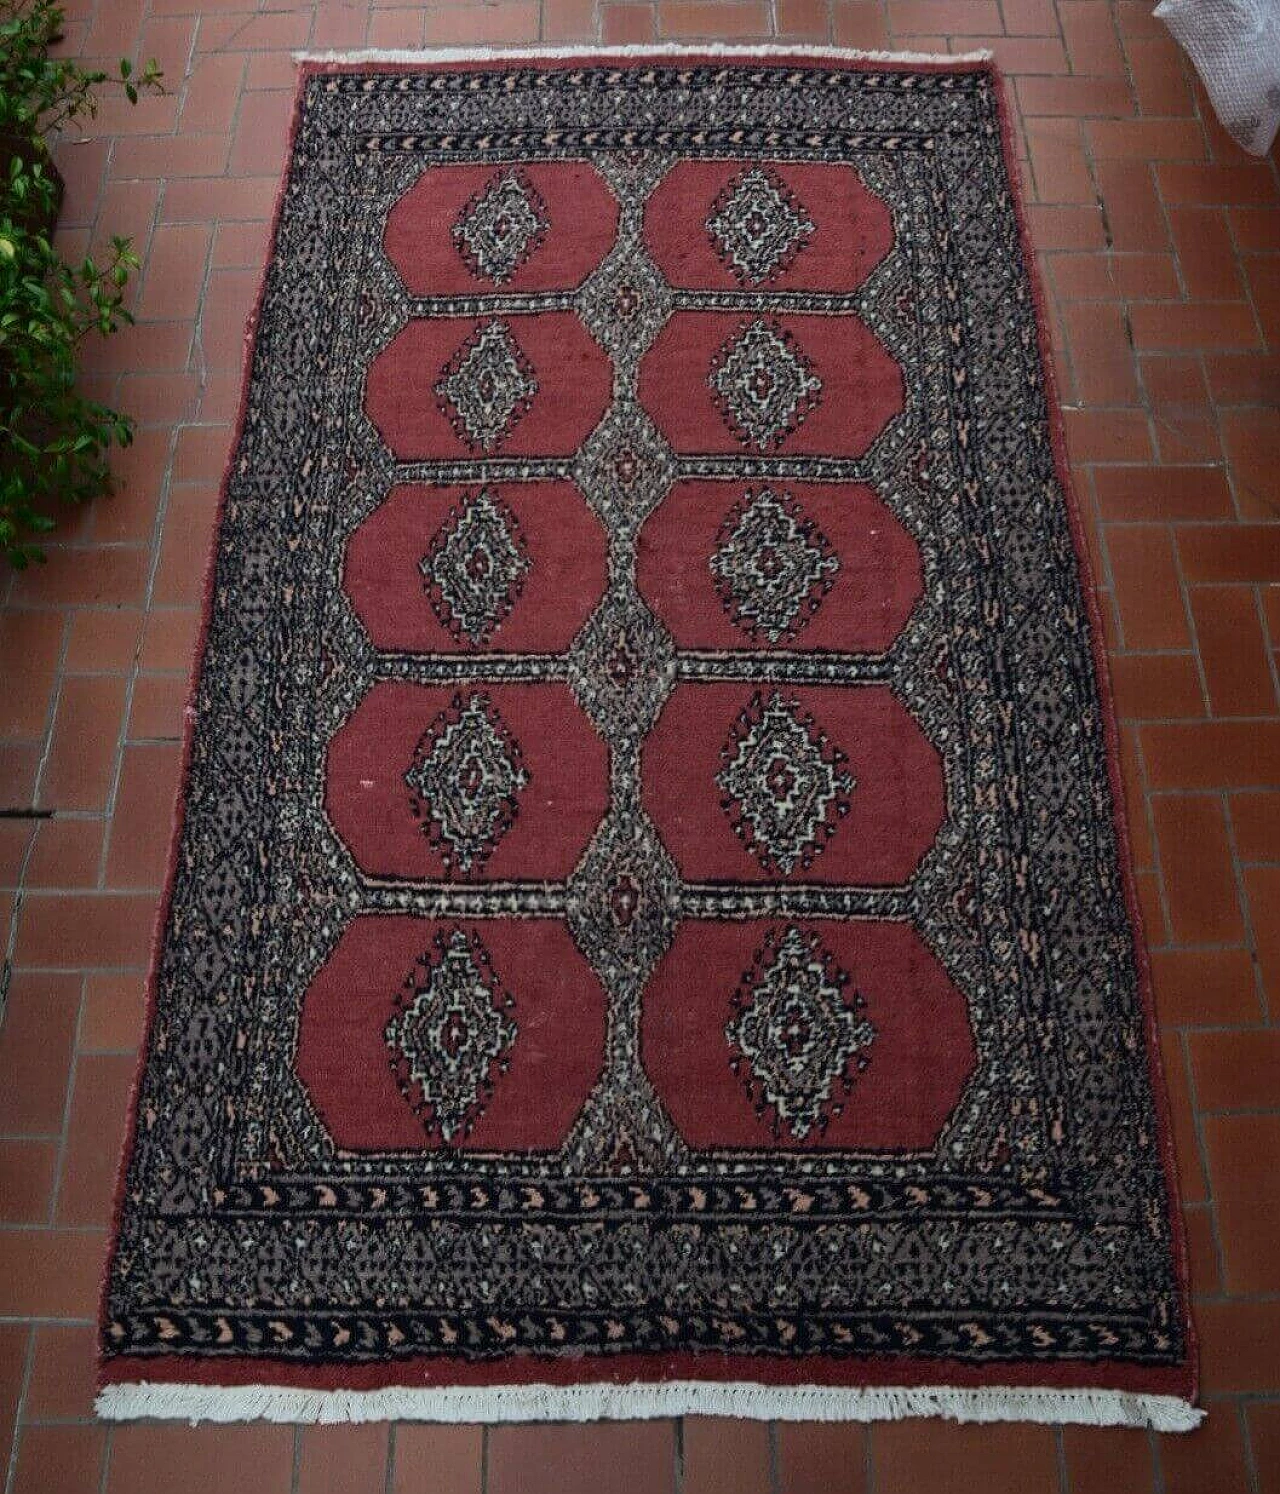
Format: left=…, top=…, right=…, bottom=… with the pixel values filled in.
left=709, top=319, right=823, bottom=450
left=717, top=691, right=855, bottom=875
left=435, top=320, right=538, bottom=452
left=710, top=488, right=840, bottom=643
left=386, top=928, right=518, bottom=1142
left=727, top=924, right=874, bottom=1141
left=567, top=588, right=677, bottom=746
left=453, top=169, right=549, bottom=285
left=421, top=488, right=531, bottom=646
left=573, top=401, right=676, bottom=537
left=405, top=691, right=530, bottom=874
left=707, top=167, right=815, bottom=286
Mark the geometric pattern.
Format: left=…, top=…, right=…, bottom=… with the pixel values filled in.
left=404, top=691, right=530, bottom=874
left=716, top=690, right=855, bottom=876
left=421, top=487, right=531, bottom=646
left=709, top=488, right=840, bottom=643
left=434, top=319, right=538, bottom=452
left=386, top=927, right=518, bottom=1142
left=452, top=169, right=550, bottom=285
left=707, top=166, right=815, bottom=285
left=726, top=924, right=874, bottom=1140
left=708, top=318, right=823, bottom=449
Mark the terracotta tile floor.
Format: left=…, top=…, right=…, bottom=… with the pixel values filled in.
left=0, top=0, right=1277, bottom=1488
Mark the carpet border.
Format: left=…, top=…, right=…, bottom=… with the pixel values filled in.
left=97, top=45, right=1200, bottom=1430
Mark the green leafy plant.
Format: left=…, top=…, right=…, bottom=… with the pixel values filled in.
left=0, top=0, right=162, bottom=566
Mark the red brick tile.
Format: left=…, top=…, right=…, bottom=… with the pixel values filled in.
left=1181, top=1201, right=1222, bottom=1298
left=112, top=132, right=232, bottom=181
left=544, top=0, right=598, bottom=37
left=245, top=53, right=298, bottom=92
left=870, top=1421, right=1058, bottom=1494
left=1180, top=526, right=1280, bottom=583
left=602, top=4, right=656, bottom=42
left=1025, top=203, right=1107, bottom=251
left=684, top=1419, right=770, bottom=1494
left=7, top=545, right=150, bottom=611
left=39, top=674, right=127, bottom=813
left=212, top=218, right=272, bottom=271
left=1198, top=1299, right=1280, bottom=1393
left=1060, top=1425, right=1155, bottom=1494
left=1222, top=409, right=1280, bottom=519
left=1203, top=352, right=1280, bottom=405
left=64, top=610, right=143, bottom=673
left=81, top=972, right=148, bottom=1052
left=0, top=1229, right=104, bottom=1317
left=390, top=1425, right=482, bottom=1494
left=1095, top=160, right=1168, bottom=251
left=1126, top=35, right=1196, bottom=117
left=0, top=822, right=34, bottom=887
left=1087, top=118, right=1205, bottom=159
left=0, top=1325, right=26, bottom=1482
left=106, top=1425, right=296, bottom=1494
left=1140, top=353, right=1210, bottom=405
left=14, top=892, right=155, bottom=970
left=197, top=10, right=312, bottom=52
left=1250, top=1403, right=1280, bottom=1494
left=56, top=1053, right=135, bottom=1226
left=136, top=223, right=211, bottom=324
left=0, top=611, right=65, bottom=737
left=1161, top=1409, right=1251, bottom=1494
left=659, top=2, right=770, bottom=36
left=1110, top=651, right=1204, bottom=720
left=179, top=52, right=246, bottom=136
left=1106, top=526, right=1190, bottom=650
left=161, top=175, right=279, bottom=224
left=0, top=974, right=81, bottom=1134
left=1052, top=251, right=1179, bottom=300
left=1001, top=0, right=1058, bottom=33
left=25, top=1324, right=98, bottom=1422
left=1245, top=864, right=1280, bottom=1002
left=129, top=674, right=188, bottom=741
left=25, top=818, right=106, bottom=891
left=1231, top=206, right=1280, bottom=251
left=0, top=1140, right=57, bottom=1223
left=153, top=489, right=220, bottom=607
left=1230, top=790, right=1280, bottom=862
left=1203, top=1113, right=1280, bottom=1292
left=1158, top=163, right=1280, bottom=205
left=1167, top=207, right=1246, bottom=300
left=172, top=425, right=233, bottom=486
left=106, top=745, right=181, bottom=888
left=229, top=89, right=296, bottom=178
left=1017, top=75, right=1134, bottom=116
left=198, top=267, right=258, bottom=369
left=1117, top=724, right=1154, bottom=867
left=777, top=0, right=830, bottom=37
left=1060, top=301, right=1141, bottom=403
left=1062, top=408, right=1153, bottom=463
left=296, top=1425, right=390, bottom=1494
left=1094, top=466, right=1232, bottom=521
left=963, top=37, right=1069, bottom=73
left=365, top=9, right=425, bottom=46
left=1059, top=0, right=1125, bottom=73
left=1129, top=302, right=1259, bottom=351
left=12, top=1425, right=106, bottom=1494
left=887, top=0, right=1000, bottom=28
left=1142, top=720, right=1280, bottom=788
left=1191, top=1028, right=1280, bottom=1111
left=489, top=1424, right=673, bottom=1494
left=139, top=609, right=200, bottom=673
left=777, top=1422, right=868, bottom=1494
left=54, top=137, right=109, bottom=228
left=1191, top=586, right=1277, bottom=716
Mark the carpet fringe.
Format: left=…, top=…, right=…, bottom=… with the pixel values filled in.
left=96, top=1380, right=1203, bottom=1430
left=292, top=43, right=994, bottom=65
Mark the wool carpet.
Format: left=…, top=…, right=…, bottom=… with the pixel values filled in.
left=99, top=47, right=1199, bottom=1429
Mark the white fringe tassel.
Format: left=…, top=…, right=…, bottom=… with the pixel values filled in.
left=97, top=1379, right=1203, bottom=1430
left=292, top=43, right=994, bottom=65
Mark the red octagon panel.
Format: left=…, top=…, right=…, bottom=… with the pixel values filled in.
left=637, top=312, right=903, bottom=459
left=637, top=480, right=922, bottom=654
left=297, top=915, right=606, bottom=1152
left=384, top=163, right=619, bottom=297
left=645, top=161, right=893, bottom=294
left=325, top=681, right=609, bottom=883
left=641, top=918, right=976, bottom=1152
left=343, top=482, right=608, bottom=654
left=644, top=683, right=945, bottom=886
left=365, top=314, right=612, bottom=460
